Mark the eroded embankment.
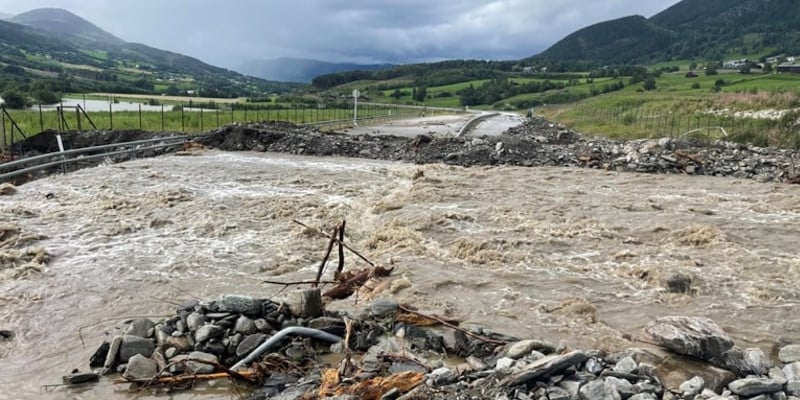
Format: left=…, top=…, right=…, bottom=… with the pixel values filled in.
left=8, top=118, right=800, bottom=185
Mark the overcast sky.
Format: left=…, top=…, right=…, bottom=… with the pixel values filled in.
left=0, top=0, right=680, bottom=68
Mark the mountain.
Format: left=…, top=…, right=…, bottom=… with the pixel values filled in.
left=11, top=8, right=123, bottom=45
left=237, top=57, right=393, bottom=83
left=0, top=12, right=13, bottom=20
left=0, top=8, right=301, bottom=99
left=537, top=16, right=676, bottom=65
left=535, top=0, right=800, bottom=64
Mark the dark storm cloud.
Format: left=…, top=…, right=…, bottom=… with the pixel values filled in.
left=0, top=0, right=679, bottom=67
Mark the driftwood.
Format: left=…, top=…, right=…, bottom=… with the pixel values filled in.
left=293, top=219, right=375, bottom=267
left=323, top=266, right=394, bottom=299
left=397, top=305, right=510, bottom=346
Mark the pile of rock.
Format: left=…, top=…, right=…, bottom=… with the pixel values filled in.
left=67, top=291, right=799, bottom=400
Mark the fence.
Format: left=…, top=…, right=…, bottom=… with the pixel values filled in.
left=587, top=104, right=787, bottom=145
left=0, top=101, right=458, bottom=158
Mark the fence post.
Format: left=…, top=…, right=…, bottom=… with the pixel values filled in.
left=200, top=107, right=204, bottom=132
left=109, top=103, right=113, bottom=130
left=244, top=107, right=247, bottom=122
left=76, top=107, right=82, bottom=131
left=216, top=108, right=220, bottom=127
left=138, top=104, right=143, bottom=130
left=181, top=103, right=185, bottom=132
left=231, top=104, right=234, bottom=123
left=39, top=104, right=44, bottom=133
left=1, top=105, right=6, bottom=150
left=161, top=104, right=165, bottom=131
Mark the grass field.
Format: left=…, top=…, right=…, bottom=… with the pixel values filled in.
left=540, top=71, right=800, bottom=145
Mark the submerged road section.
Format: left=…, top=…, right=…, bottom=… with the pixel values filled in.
left=345, top=112, right=525, bottom=138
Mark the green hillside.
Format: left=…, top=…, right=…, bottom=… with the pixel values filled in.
left=537, top=16, right=676, bottom=64
left=0, top=8, right=301, bottom=107
left=535, top=0, right=800, bottom=64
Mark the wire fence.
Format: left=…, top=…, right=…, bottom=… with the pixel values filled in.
left=588, top=105, right=785, bottom=145
left=0, top=101, right=453, bottom=158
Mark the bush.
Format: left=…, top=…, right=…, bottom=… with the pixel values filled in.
left=643, top=77, right=657, bottom=91
left=691, top=82, right=701, bottom=89
left=2, top=90, right=27, bottom=109
left=33, top=89, right=60, bottom=105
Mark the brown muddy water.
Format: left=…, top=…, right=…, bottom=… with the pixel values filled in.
left=1, top=150, right=800, bottom=399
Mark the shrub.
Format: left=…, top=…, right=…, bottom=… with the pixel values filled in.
left=2, top=90, right=27, bottom=109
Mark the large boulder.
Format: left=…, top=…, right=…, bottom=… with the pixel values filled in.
left=643, top=317, right=733, bottom=362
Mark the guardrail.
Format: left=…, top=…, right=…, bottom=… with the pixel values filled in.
left=0, top=135, right=187, bottom=182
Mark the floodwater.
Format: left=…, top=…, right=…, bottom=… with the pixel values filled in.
left=1, top=151, right=800, bottom=399
left=33, top=98, right=214, bottom=112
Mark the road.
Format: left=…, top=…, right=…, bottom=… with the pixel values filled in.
left=344, top=112, right=525, bottom=138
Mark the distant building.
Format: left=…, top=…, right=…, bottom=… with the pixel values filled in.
left=522, top=66, right=534, bottom=74
left=777, top=63, right=800, bottom=74
left=723, top=59, right=748, bottom=69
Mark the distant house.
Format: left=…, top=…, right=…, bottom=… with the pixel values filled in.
left=685, top=71, right=698, bottom=78
left=522, top=66, right=534, bottom=74
left=777, top=63, right=800, bottom=74
left=723, top=59, right=748, bottom=69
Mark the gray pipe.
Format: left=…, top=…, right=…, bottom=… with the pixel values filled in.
left=230, top=326, right=342, bottom=370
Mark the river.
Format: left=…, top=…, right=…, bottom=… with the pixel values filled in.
left=1, top=150, right=799, bottom=399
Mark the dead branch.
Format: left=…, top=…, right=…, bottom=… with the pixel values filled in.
left=323, top=266, right=394, bottom=299
left=337, top=220, right=346, bottom=274
left=314, top=224, right=341, bottom=287
left=397, top=305, right=509, bottom=346
left=293, top=219, right=375, bottom=267
left=263, top=280, right=338, bottom=286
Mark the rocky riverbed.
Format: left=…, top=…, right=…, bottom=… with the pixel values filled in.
left=8, top=117, right=800, bottom=185
left=68, top=290, right=800, bottom=400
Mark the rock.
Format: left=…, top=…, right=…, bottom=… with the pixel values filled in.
left=89, top=342, right=110, bottom=368
left=548, top=387, right=572, bottom=400
left=614, top=356, right=638, bottom=374
left=785, top=362, right=800, bottom=381
left=381, top=388, right=401, bottom=400
left=770, top=366, right=788, bottom=385
left=788, top=381, right=800, bottom=397
left=664, top=272, right=693, bottom=294
left=442, top=329, right=469, bottom=355
left=123, top=354, right=157, bottom=381
left=466, top=356, right=488, bottom=371
left=780, top=345, right=800, bottom=363
left=643, top=317, right=733, bottom=361
left=679, top=376, right=705, bottom=399
left=628, top=394, right=657, bottom=400
left=505, top=350, right=588, bottom=386
left=165, top=335, right=193, bottom=351
left=237, top=333, right=267, bottom=357
left=103, top=335, right=123, bottom=370
left=495, top=357, right=516, bottom=371
left=186, top=351, right=218, bottom=374
left=743, top=347, right=771, bottom=375
left=219, top=294, right=261, bottom=316
left=504, top=339, right=556, bottom=359
left=427, top=367, right=457, bottom=386
left=360, top=298, right=398, bottom=319
left=585, top=357, right=604, bottom=374
left=165, top=347, right=179, bottom=359
left=289, top=289, right=323, bottom=318
left=580, top=379, right=622, bottom=400
left=118, top=335, right=155, bottom=362
left=559, top=379, right=583, bottom=399
left=727, top=378, right=783, bottom=397
left=195, top=324, right=224, bottom=343
left=605, top=376, right=637, bottom=399
left=235, top=316, right=257, bottom=335
left=125, top=319, right=155, bottom=338
left=62, top=372, right=99, bottom=385
left=254, top=318, right=273, bottom=333
left=646, top=347, right=736, bottom=393
left=187, top=312, right=206, bottom=331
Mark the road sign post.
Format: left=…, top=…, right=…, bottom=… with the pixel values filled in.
left=352, top=89, right=360, bottom=126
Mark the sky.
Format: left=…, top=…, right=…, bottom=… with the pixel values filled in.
left=0, top=0, right=681, bottom=68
